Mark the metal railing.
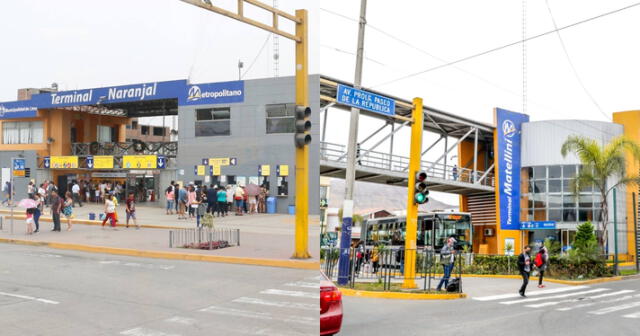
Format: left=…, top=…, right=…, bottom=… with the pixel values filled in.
left=169, top=228, right=240, bottom=250
left=321, top=247, right=463, bottom=293
left=320, top=141, right=495, bottom=187
left=71, top=141, right=178, bottom=157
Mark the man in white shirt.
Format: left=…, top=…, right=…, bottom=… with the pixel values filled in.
left=71, top=181, right=82, bottom=207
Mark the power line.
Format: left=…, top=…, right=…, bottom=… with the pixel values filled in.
left=544, top=0, right=610, bottom=120
left=241, top=34, right=271, bottom=79
left=372, top=2, right=640, bottom=88
left=320, top=44, right=387, bottom=66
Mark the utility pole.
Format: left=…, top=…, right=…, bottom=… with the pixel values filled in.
left=337, top=0, right=367, bottom=286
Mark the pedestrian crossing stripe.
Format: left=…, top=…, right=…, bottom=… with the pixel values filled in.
left=588, top=300, right=640, bottom=315
left=556, top=294, right=638, bottom=311
left=500, top=288, right=609, bottom=305
left=472, top=285, right=589, bottom=301
left=525, top=290, right=635, bottom=308
left=259, top=289, right=319, bottom=299
left=622, top=311, right=640, bottom=319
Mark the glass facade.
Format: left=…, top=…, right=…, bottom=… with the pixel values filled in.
left=523, top=165, right=602, bottom=223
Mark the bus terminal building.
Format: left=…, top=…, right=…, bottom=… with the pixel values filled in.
left=319, top=76, right=639, bottom=263
left=0, top=75, right=320, bottom=215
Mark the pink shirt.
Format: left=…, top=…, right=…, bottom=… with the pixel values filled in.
left=166, top=191, right=175, bottom=200
left=187, top=191, right=196, bottom=205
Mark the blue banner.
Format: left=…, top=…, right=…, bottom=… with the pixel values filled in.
left=31, top=80, right=187, bottom=108
left=179, top=80, right=244, bottom=105
left=520, top=221, right=557, bottom=230
left=496, top=108, right=529, bottom=230
left=0, top=101, right=38, bottom=119
left=336, top=84, right=395, bottom=116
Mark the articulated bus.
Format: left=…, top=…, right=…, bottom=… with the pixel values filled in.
left=363, top=212, right=473, bottom=251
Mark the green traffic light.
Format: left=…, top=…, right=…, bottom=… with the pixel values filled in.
left=414, top=192, right=427, bottom=204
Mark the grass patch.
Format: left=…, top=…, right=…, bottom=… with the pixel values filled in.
left=620, top=269, right=638, bottom=276
left=341, top=281, right=447, bottom=294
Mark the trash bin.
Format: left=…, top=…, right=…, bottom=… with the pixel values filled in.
left=266, top=197, right=277, bottom=214
left=288, top=205, right=295, bottom=215
left=88, top=213, right=96, bottom=220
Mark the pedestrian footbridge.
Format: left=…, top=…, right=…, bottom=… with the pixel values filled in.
left=320, top=141, right=495, bottom=195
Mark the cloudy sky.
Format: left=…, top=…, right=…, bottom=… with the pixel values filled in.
left=0, top=0, right=318, bottom=100
left=319, top=0, right=640, bottom=204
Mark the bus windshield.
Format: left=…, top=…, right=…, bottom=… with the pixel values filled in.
left=436, top=215, right=472, bottom=249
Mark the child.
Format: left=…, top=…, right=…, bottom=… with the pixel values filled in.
left=102, top=196, right=117, bottom=229
left=125, top=192, right=138, bottom=229
left=25, top=208, right=35, bottom=234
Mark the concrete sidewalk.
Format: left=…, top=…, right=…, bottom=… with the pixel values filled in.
left=0, top=204, right=320, bottom=266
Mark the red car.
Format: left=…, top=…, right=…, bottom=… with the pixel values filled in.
left=320, top=271, right=343, bottom=335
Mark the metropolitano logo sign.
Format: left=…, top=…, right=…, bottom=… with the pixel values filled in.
left=185, top=82, right=244, bottom=104
left=496, top=108, right=529, bottom=231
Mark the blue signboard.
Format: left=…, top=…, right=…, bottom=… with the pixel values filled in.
left=520, top=221, right=557, bottom=230
left=43, top=157, right=50, bottom=169
left=30, top=80, right=187, bottom=108
left=336, top=84, right=395, bottom=116
left=12, top=158, right=25, bottom=171
left=0, top=101, right=38, bottom=119
left=86, top=156, right=94, bottom=169
left=496, top=108, right=529, bottom=230
left=157, top=156, right=166, bottom=169
left=179, top=80, right=244, bottom=106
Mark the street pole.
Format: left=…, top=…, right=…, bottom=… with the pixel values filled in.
left=633, top=192, right=638, bottom=273
left=613, top=188, right=619, bottom=276
left=337, top=0, right=367, bottom=286
left=403, top=98, right=424, bottom=289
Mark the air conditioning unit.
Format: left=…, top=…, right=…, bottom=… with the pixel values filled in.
left=484, top=228, right=494, bottom=237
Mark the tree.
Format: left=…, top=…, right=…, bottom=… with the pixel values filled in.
left=574, top=221, right=597, bottom=250
left=561, top=135, right=640, bottom=251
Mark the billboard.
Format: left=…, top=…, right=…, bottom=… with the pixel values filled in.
left=496, top=108, right=529, bottom=231
left=50, top=156, right=79, bottom=169
left=123, top=155, right=157, bottom=169
left=180, top=81, right=244, bottom=106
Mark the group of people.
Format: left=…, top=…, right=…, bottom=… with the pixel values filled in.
left=518, top=244, right=550, bottom=297
left=164, top=181, right=269, bottom=222
left=24, top=190, right=75, bottom=234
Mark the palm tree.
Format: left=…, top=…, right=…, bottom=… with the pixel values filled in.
left=561, top=135, right=640, bottom=251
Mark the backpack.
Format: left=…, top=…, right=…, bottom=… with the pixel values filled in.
left=534, top=252, right=544, bottom=268
left=446, top=277, right=461, bottom=292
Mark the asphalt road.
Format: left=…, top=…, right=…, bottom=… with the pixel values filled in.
left=341, top=277, right=640, bottom=336
left=0, top=244, right=319, bottom=336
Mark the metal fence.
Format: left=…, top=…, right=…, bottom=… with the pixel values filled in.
left=169, top=228, right=240, bottom=250
left=321, top=247, right=463, bottom=293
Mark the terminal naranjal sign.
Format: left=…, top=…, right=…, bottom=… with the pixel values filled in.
left=496, top=108, right=529, bottom=231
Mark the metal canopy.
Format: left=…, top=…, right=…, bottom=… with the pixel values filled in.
left=57, top=98, right=178, bottom=118
left=320, top=75, right=495, bottom=141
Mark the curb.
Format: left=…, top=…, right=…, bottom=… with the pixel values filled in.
left=340, top=288, right=466, bottom=300
left=0, top=237, right=318, bottom=270
left=2, top=214, right=184, bottom=230
left=382, top=273, right=626, bottom=286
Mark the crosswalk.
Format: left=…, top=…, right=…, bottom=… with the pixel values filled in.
left=119, top=275, right=320, bottom=336
left=473, top=285, right=640, bottom=320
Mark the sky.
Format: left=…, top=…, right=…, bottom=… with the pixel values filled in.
left=318, top=0, right=640, bottom=204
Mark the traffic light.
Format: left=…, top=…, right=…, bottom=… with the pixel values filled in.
left=294, top=105, right=311, bottom=148
left=414, top=170, right=429, bottom=204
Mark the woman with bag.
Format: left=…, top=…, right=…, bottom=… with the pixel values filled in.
left=436, top=237, right=456, bottom=291
left=535, top=246, right=549, bottom=288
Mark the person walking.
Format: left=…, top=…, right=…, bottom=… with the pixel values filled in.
left=452, top=165, right=459, bottom=181
left=234, top=185, right=245, bottom=216
left=125, top=192, right=138, bottom=229
left=62, top=192, right=74, bottom=231
left=225, top=185, right=234, bottom=216
left=101, top=195, right=117, bottom=229
left=436, top=237, right=457, bottom=291
left=535, top=245, right=550, bottom=288
left=206, top=184, right=217, bottom=215
left=50, top=191, right=62, bottom=232
left=27, top=181, right=35, bottom=199
left=71, top=181, right=82, bottom=207
left=165, top=185, right=175, bottom=215
left=518, top=245, right=533, bottom=297
left=177, top=184, right=188, bottom=220
left=216, top=187, right=227, bottom=217
left=2, top=181, right=11, bottom=206
left=187, top=185, right=197, bottom=220
left=32, top=194, right=42, bottom=233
